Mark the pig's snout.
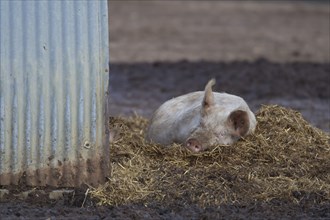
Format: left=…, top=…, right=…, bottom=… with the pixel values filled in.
left=185, top=138, right=203, bottom=152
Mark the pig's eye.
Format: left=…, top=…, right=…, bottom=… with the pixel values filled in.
left=218, top=131, right=226, bottom=137
left=231, top=134, right=240, bottom=141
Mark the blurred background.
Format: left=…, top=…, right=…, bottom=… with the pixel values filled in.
left=108, top=1, right=330, bottom=131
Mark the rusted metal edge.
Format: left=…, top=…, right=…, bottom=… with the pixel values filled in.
left=0, top=154, right=108, bottom=187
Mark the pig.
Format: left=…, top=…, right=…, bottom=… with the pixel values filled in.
left=146, top=79, right=257, bottom=152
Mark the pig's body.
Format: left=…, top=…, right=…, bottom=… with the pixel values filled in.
left=146, top=79, right=257, bottom=152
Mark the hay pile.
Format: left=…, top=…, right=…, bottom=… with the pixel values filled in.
left=91, top=105, right=330, bottom=207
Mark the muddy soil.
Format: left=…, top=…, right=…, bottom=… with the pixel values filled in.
left=109, top=1, right=329, bottom=63
left=1, top=198, right=329, bottom=220
left=1, top=1, right=329, bottom=219
left=109, top=59, right=330, bottom=132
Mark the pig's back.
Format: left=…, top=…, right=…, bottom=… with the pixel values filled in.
left=158, top=91, right=249, bottom=114
left=213, top=92, right=250, bottom=112
left=146, top=92, right=203, bottom=145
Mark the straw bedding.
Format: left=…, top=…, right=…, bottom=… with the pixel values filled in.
left=91, top=105, right=330, bottom=207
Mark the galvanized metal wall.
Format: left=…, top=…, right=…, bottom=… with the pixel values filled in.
left=0, top=1, right=110, bottom=187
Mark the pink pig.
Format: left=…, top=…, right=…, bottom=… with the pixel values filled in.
left=146, top=79, right=257, bottom=152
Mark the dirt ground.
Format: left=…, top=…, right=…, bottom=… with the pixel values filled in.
left=1, top=1, right=329, bottom=219
left=109, top=60, right=330, bottom=132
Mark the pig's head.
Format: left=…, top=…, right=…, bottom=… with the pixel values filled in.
left=185, top=79, right=250, bottom=152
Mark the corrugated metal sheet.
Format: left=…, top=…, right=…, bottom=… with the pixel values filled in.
left=0, top=0, right=110, bottom=187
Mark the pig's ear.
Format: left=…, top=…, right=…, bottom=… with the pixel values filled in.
left=227, top=110, right=250, bottom=137
left=202, top=79, right=216, bottom=113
